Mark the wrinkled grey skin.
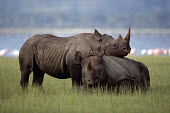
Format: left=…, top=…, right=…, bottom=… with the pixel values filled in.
left=19, top=29, right=131, bottom=90
left=75, top=51, right=150, bottom=91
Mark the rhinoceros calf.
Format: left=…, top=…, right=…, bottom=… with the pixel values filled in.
left=19, top=29, right=131, bottom=90
left=75, top=51, right=150, bottom=92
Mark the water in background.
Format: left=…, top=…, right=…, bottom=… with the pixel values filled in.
left=0, top=31, right=170, bottom=57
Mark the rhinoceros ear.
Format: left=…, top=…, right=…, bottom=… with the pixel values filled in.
left=94, top=29, right=103, bottom=41
left=89, top=47, right=103, bottom=56
left=75, top=51, right=83, bottom=64
left=117, top=34, right=123, bottom=40
left=94, top=29, right=101, bottom=36
left=124, top=27, right=130, bottom=43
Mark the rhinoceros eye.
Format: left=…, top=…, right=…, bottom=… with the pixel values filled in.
left=98, top=39, right=102, bottom=41
left=112, top=44, right=117, bottom=48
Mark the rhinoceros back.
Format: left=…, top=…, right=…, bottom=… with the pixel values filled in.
left=103, top=56, right=146, bottom=86
left=19, top=34, right=70, bottom=78
left=103, top=56, right=132, bottom=86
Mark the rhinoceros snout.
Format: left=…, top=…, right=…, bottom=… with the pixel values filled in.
left=122, top=47, right=131, bottom=54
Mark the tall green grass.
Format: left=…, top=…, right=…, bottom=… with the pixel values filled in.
left=0, top=56, right=170, bottom=113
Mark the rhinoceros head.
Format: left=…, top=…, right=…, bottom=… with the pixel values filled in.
left=102, top=28, right=131, bottom=57
left=75, top=51, right=106, bottom=88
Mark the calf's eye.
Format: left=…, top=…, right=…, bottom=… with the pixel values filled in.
left=112, top=44, right=117, bottom=47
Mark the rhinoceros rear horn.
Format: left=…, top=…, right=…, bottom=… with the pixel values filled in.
left=94, top=29, right=101, bottom=37
left=124, top=28, right=131, bottom=43
left=117, top=34, right=123, bottom=40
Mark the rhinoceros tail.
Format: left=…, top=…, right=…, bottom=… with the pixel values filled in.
left=19, top=36, right=40, bottom=89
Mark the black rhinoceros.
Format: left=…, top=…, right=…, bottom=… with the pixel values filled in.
left=19, top=29, right=131, bottom=90
left=75, top=51, right=150, bottom=92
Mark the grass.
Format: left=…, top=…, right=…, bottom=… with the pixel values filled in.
left=0, top=56, right=170, bottom=113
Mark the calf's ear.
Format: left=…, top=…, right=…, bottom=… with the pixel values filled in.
left=99, top=49, right=105, bottom=57
left=88, top=62, right=94, bottom=71
left=75, top=51, right=83, bottom=64
left=89, top=48, right=103, bottom=56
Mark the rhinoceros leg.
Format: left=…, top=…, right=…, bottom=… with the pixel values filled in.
left=32, top=67, right=44, bottom=87
left=70, top=64, right=82, bottom=87
left=20, top=70, right=31, bottom=90
left=115, top=80, right=133, bottom=93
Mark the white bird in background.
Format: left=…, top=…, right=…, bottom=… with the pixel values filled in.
left=0, top=49, right=8, bottom=57
left=11, top=50, right=19, bottom=57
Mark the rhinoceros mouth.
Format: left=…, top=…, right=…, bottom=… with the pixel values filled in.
left=86, top=81, right=98, bottom=85
left=122, top=50, right=130, bottom=54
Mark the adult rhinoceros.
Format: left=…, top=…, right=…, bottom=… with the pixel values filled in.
left=19, top=29, right=131, bottom=90
left=75, top=51, right=150, bottom=92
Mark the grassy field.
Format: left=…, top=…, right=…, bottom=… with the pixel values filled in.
left=0, top=56, right=170, bottom=113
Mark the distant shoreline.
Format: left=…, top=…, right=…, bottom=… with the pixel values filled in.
left=0, top=28, right=170, bottom=35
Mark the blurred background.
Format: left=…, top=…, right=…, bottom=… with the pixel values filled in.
left=0, top=0, right=170, bottom=57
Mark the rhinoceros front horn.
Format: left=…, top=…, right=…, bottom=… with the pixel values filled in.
left=124, top=28, right=131, bottom=43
